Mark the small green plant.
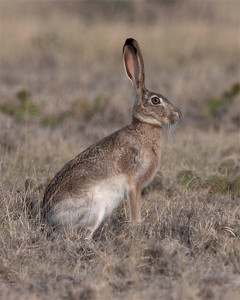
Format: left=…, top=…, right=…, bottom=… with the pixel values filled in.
left=17, top=90, right=29, bottom=102
left=177, top=170, right=202, bottom=190
left=205, top=175, right=229, bottom=194
left=177, top=157, right=239, bottom=196
left=228, top=160, right=240, bottom=196
left=24, top=178, right=36, bottom=191
left=41, top=115, right=60, bottom=128
left=218, top=158, right=236, bottom=176
left=203, top=83, right=240, bottom=117
left=0, top=90, right=40, bottom=121
left=229, top=176, right=240, bottom=196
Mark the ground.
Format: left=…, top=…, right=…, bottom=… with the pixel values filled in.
left=0, top=1, right=240, bottom=299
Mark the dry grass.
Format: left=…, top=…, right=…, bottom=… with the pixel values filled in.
left=0, top=1, right=240, bottom=299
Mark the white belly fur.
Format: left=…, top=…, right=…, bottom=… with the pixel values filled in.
left=48, top=175, right=128, bottom=231
left=89, top=175, right=127, bottom=217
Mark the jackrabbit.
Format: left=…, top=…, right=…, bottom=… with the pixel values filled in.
left=42, top=38, right=181, bottom=238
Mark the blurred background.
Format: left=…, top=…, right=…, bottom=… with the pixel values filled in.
left=0, top=0, right=239, bottom=173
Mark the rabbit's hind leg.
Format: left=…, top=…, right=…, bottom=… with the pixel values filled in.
left=77, top=202, right=106, bottom=239
left=48, top=197, right=108, bottom=238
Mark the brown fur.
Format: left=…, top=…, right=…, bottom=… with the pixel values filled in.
left=42, top=119, right=161, bottom=215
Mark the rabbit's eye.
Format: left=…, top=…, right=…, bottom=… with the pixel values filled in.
left=151, top=97, right=161, bottom=105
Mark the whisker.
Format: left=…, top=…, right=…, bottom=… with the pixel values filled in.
left=168, top=122, right=178, bottom=143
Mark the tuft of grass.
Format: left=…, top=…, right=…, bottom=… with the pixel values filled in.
left=205, top=175, right=229, bottom=194
left=218, top=157, right=236, bottom=176
left=41, top=115, right=61, bottom=128
left=0, top=90, right=40, bottom=121
left=16, top=90, right=30, bottom=102
left=228, top=160, right=240, bottom=196
left=177, top=157, right=240, bottom=196
left=203, top=83, right=240, bottom=117
left=177, top=170, right=203, bottom=190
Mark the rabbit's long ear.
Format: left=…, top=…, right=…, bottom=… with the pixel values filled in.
left=123, top=38, right=145, bottom=91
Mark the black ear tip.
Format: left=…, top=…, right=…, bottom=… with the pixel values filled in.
left=124, top=38, right=137, bottom=47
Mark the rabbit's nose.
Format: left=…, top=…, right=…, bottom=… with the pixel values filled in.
left=170, top=109, right=181, bottom=125
left=175, top=109, right=182, bottom=120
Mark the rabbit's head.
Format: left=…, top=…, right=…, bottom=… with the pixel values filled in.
left=123, top=38, right=181, bottom=127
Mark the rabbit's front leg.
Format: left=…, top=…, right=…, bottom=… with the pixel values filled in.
left=127, top=187, right=141, bottom=223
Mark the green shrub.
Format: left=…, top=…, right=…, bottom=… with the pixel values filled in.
left=205, top=175, right=229, bottom=194
left=0, top=90, right=40, bottom=121
left=218, top=158, right=236, bottom=176
left=177, top=170, right=202, bottom=190
left=41, top=116, right=60, bottom=128
left=203, top=83, right=240, bottom=116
